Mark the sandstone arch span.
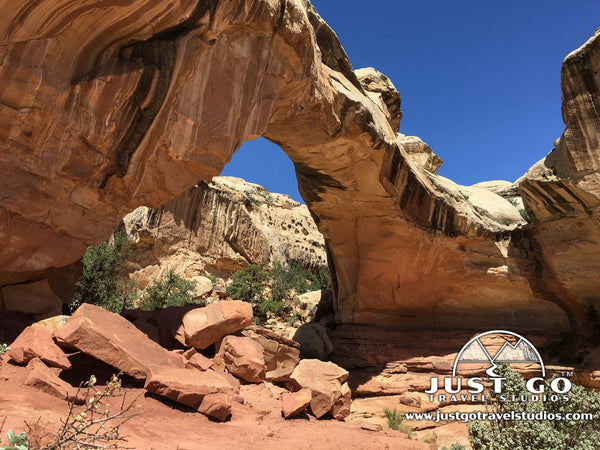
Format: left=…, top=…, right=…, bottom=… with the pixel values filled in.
left=1, top=0, right=599, bottom=333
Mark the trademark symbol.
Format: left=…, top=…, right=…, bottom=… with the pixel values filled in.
left=560, top=371, right=574, bottom=377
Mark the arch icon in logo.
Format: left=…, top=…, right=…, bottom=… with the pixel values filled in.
left=452, top=330, right=545, bottom=378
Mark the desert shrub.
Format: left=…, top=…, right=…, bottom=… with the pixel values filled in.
left=139, top=269, right=199, bottom=310
left=0, top=429, right=29, bottom=449
left=205, top=273, right=218, bottom=285
left=519, top=208, right=530, bottom=222
left=384, top=408, right=414, bottom=437
left=271, top=262, right=330, bottom=302
left=0, top=344, right=9, bottom=369
left=257, top=298, right=285, bottom=321
left=314, top=266, right=332, bottom=290
left=441, top=444, right=467, bottom=450
left=36, top=373, right=139, bottom=449
left=70, top=233, right=137, bottom=314
left=468, top=364, right=600, bottom=449
left=271, top=261, right=309, bottom=303
left=226, top=265, right=270, bottom=304
left=287, top=314, right=300, bottom=326
left=228, top=263, right=330, bottom=323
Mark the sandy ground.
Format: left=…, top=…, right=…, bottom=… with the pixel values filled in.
left=0, top=363, right=430, bottom=450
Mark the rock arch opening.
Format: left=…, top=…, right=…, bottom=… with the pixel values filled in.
left=0, top=0, right=598, bottom=334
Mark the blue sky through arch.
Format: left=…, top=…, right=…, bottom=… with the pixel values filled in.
left=222, top=1, right=600, bottom=203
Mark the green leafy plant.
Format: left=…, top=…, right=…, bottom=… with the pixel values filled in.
left=271, top=261, right=309, bottom=303
left=227, top=263, right=330, bottom=323
left=519, top=208, right=530, bottom=222
left=271, top=262, right=330, bottom=303
left=205, top=273, right=218, bottom=285
left=468, top=364, right=600, bottom=449
left=440, top=444, right=467, bottom=450
left=459, top=190, right=470, bottom=201
left=226, top=265, right=270, bottom=304
left=0, top=344, right=9, bottom=369
left=259, top=185, right=272, bottom=200
left=257, top=298, right=284, bottom=320
left=383, top=408, right=414, bottom=437
left=139, top=269, right=199, bottom=310
left=287, top=314, right=300, bottom=326
left=70, top=233, right=137, bottom=314
left=1, top=429, right=29, bottom=450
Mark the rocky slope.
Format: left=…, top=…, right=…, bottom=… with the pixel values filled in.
left=0, top=1, right=599, bottom=334
left=120, top=176, right=326, bottom=288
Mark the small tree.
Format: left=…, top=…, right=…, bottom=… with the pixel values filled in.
left=271, top=261, right=330, bottom=302
left=70, top=233, right=136, bottom=314
left=139, top=269, right=198, bottom=310
left=226, top=265, right=270, bottom=304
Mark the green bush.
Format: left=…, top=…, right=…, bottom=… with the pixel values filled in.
left=257, top=298, right=285, bottom=320
left=441, top=444, right=467, bottom=450
left=0, top=344, right=9, bottom=369
left=384, top=408, right=414, bottom=437
left=139, top=269, right=199, bottom=310
left=206, top=273, right=218, bottom=285
left=1, top=430, right=29, bottom=450
left=226, top=265, right=270, bottom=304
left=519, top=208, right=530, bottom=222
left=271, top=261, right=309, bottom=303
left=271, top=261, right=330, bottom=303
left=468, top=364, right=600, bottom=449
left=227, top=263, right=331, bottom=323
left=70, top=233, right=137, bottom=314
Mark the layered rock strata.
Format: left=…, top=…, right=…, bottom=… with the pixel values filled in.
left=121, top=176, right=326, bottom=283
left=0, top=1, right=598, bottom=333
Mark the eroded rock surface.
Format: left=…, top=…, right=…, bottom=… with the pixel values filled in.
left=0, top=1, right=598, bottom=333
left=121, top=176, right=326, bottom=284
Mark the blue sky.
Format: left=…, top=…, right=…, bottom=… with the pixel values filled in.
left=223, top=1, right=600, bottom=203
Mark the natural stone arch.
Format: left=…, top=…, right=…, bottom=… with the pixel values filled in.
left=0, top=0, right=597, bottom=334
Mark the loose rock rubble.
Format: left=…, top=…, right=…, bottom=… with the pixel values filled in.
left=7, top=301, right=352, bottom=424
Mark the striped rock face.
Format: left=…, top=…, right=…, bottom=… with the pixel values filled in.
left=0, top=1, right=599, bottom=333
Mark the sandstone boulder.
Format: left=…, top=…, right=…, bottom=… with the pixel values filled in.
left=144, top=365, right=237, bottom=416
left=241, top=329, right=300, bottom=382
left=190, top=276, right=213, bottom=298
left=296, top=291, right=322, bottom=323
left=54, top=304, right=184, bottom=380
left=396, top=134, right=443, bottom=174
left=281, top=388, right=312, bottom=419
left=175, top=301, right=253, bottom=349
left=25, top=358, right=79, bottom=402
left=123, top=304, right=197, bottom=348
left=197, top=393, right=232, bottom=422
left=8, top=324, right=71, bottom=370
left=184, top=348, right=214, bottom=371
left=293, top=323, right=334, bottom=361
left=34, top=315, right=70, bottom=332
left=289, top=359, right=349, bottom=419
left=399, top=392, right=422, bottom=408
left=219, top=336, right=265, bottom=383
left=332, top=382, right=352, bottom=421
